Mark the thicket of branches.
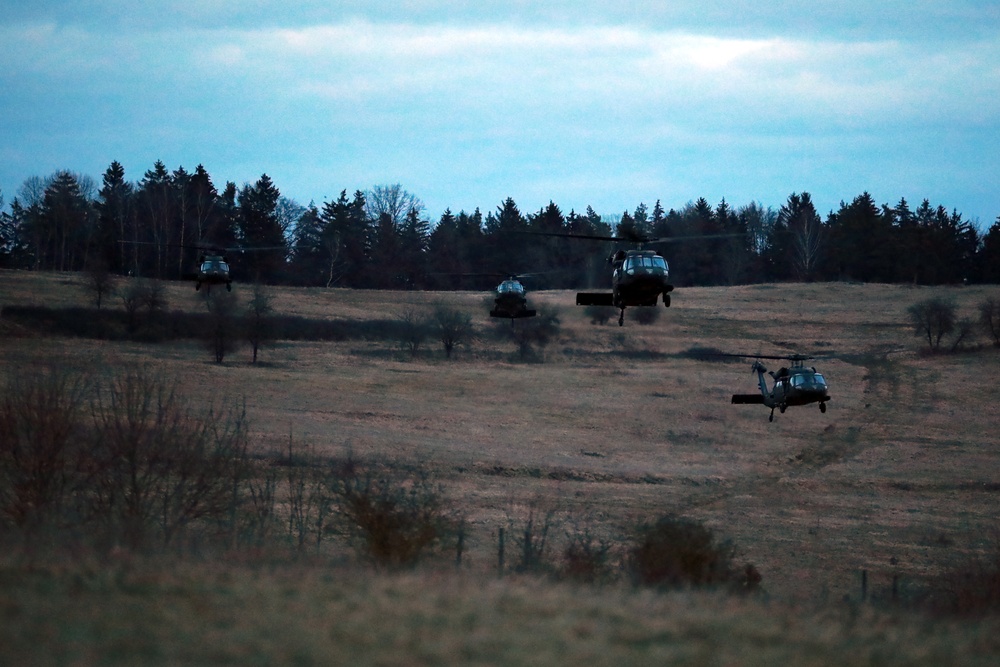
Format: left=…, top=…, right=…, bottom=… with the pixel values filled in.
left=2, top=164, right=999, bottom=290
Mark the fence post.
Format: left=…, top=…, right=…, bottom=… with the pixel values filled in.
left=497, top=527, right=505, bottom=577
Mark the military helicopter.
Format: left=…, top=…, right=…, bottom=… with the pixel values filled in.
left=121, top=240, right=286, bottom=292
left=727, top=354, right=831, bottom=421
left=490, top=275, right=537, bottom=319
left=521, top=230, right=700, bottom=326
left=191, top=249, right=233, bottom=292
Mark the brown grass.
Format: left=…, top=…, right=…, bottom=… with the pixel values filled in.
left=3, top=269, right=1000, bottom=663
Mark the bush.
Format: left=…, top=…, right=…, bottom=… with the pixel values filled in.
left=626, top=515, right=760, bottom=593
left=432, top=303, right=475, bottom=359
left=494, top=308, right=561, bottom=361
left=328, top=458, right=457, bottom=568
left=907, top=297, right=956, bottom=353
left=925, top=539, right=1000, bottom=616
left=0, top=366, right=90, bottom=534
left=0, top=364, right=250, bottom=553
left=559, top=518, right=614, bottom=583
left=980, top=297, right=1000, bottom=347
left=87, top=367, right=249, bottom=550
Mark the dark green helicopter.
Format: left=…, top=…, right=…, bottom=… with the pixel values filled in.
left=521, top=230, right=740, bottom=325
left=728, top=354, right=831, bottom=421
left=121, top=240, right=287, bottom=292
left=490, top=275, right=537, bottom=319
left=576, top=247, right=673, bottom=326
left=193, top=249, right=233, bottom=292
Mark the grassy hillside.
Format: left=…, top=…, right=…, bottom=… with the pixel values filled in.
left=2, top=269, right=1000, bottom=664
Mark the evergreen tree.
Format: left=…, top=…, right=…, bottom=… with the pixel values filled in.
left=96, top=161, right=134, bottom=274
left=288, top=203, right=325, bottom=285
left=398, top=206, right=431, bottom=288
left=428, top=209, right=461, bottom=288
left=778, top=192, right=824, bottom=281
left=1, top=198, right=31, bottom=269
left=135, top=161, right=175, bottom=279
left=824, top=192, right=893, bottom=282
left=37, top=171, right=96, bottom=272
left=237, top=174, right=287, bottom=283
left=483, top=198, right=527, bottom=276
left=319, top=190, right=369, bottom=287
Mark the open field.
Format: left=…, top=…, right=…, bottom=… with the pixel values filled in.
left=2, top=269, right=1000, bottom=664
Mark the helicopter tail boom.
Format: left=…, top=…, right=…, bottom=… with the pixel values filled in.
left=576, top=292, right=614, bottom=306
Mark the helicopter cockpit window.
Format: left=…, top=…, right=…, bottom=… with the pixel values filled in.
left=652, top=256, right=667, bottom=270
left=813, top=374, right=827, bottom=387
left=499, top=281, right=524, bottom=294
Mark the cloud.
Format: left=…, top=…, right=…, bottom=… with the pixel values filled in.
left=1, top=8, right=999, bottom=222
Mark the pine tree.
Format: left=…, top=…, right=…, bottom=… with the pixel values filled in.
left=237, top=174, right=287, bottom=283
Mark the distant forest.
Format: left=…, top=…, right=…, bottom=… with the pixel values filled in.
left=2, top=160, right=999, bottom=289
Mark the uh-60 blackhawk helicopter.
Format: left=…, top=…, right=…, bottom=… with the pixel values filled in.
left=122, top=240, right=287, bottom=292
left=727, top=354, right=832, bottom=422
left=523, top=229, right=738, bottom=326
left=490, top=275, right=537, bottom=319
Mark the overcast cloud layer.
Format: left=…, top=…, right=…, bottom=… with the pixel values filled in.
left=2, top=1, right=998, bottom=226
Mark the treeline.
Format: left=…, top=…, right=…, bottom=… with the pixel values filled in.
left=2, top=160, right=999, bottom=288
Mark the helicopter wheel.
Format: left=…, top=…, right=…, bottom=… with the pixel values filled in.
left=663, top=294, right=671, bottom=308
left=226, top=283, right=232, bottom=292
left=618, top=309, right=625, bottom=326
left=195, top=282, right=201, bottom=291
left=820, top=402, right=827, bottom=413
left=768, top=411, right=774, bottom=422
left=779, top=404, right=786, bottom=414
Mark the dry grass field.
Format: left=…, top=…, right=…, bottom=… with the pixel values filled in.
left=2, top=268, right=1000, bottom=664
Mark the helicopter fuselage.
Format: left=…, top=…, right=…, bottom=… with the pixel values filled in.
left=195, top=254, right=232, bottom=291
left=490, top=279, right=536, bottom=319
left=732, top=359, right=831, bottom=421
left=577, top=249, right=674, bottom=325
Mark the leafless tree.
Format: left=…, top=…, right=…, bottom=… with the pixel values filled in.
left=365, top=184, right=423, bottom=229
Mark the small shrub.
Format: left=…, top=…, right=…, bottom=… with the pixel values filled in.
left=204, top=290, right=242, bottom=363
left=0, top=366, right=90, bottom=533
left=328, top=458, right=456, bottom=568
left=907, top=297, right=956, bottom=353
left=979, top=297, right=1000, bottom=347
left=432, top=303, right=475, bottom=359
left=559, top=518, right=615, bottom=583
left=495, top=308, right=561, bottom=361
left=397, top=310, right=431, bottom=358
left=508, top=506, right=558, bottom=574
left=626, top=515, right=760, bottom=593
left=925, top=539, right=1000, bottom=616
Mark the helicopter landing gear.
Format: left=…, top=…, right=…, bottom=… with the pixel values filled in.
left=779, top=404, right=787, bottom=414
left=195, top=282, right=201, bottom=291
left=768, top=408, right=775, bottom=422
left=618, top=308, right=626, bottom=326
left=226, top=283, right=232, bottom=292
left=820, top=402, right=827, bottom=413
left=663, top=293, right=671, bottom=307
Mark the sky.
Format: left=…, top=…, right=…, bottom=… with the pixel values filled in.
left=2, top=1, right=999, bottom=228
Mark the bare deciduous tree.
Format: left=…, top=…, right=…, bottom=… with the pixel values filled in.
left=365, top=184, right=423, bottom=229
left=907, top=297, right=956, bottom=352
left=433, top=304, right=475, bottom=359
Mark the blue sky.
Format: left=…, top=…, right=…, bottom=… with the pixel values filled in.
left=2, top=1, right=998, bottom=228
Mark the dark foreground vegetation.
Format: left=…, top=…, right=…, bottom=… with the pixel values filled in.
left=0, top=364, right=759, bottom=589
left=3, top=363, right=999, bottom=611
left=4, top=364, right=1000, bottom=664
